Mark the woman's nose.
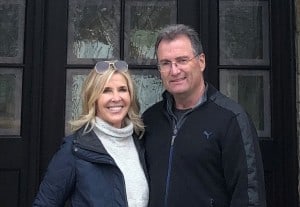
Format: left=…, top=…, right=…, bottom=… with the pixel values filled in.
left=111, top=91, right=121, bottom=101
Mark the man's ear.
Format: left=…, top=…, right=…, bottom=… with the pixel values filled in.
left=199, top=53, right=206, bottom=72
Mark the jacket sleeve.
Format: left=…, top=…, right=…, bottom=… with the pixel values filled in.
left=222, top=113, right=266, bottom=207
left=33, top=138, right=76, bottom=207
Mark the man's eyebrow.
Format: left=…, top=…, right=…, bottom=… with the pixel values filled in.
left=159, top=56, right=189, bottom=62
left=175, top=55, right=189, bottom=59
left=158, top=59, right=171, bottom=62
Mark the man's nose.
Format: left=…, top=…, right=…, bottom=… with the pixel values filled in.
left=170, top=62, right=180, bottom=74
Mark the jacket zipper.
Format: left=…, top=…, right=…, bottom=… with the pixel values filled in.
left=164, top=125, right=178, bottom=207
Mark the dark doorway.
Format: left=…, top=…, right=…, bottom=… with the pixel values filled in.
left=0, top=0, right=297, bottom=206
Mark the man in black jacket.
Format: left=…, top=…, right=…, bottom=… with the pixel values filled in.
left=142, top=24, right=266, bottom=207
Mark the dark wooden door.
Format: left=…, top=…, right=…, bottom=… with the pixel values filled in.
left=0, top=0, right=45, bottom=206
left=196, top=1, right=298, bottom=206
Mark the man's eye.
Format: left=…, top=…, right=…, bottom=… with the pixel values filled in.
left=160, top=61, right=171, bottom=66
left=177, top=58, right=188, bottom=64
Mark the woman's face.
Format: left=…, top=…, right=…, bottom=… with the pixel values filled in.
left=96, top=73, right=131, bottom=128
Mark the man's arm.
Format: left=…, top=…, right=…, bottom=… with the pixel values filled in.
left=222, top=113, right=266, bottom=207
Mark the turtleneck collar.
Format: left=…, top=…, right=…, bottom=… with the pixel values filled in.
left=94, top=117, right=133, bottom=139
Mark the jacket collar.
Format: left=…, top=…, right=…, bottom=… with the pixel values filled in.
left=74, top=127, right=145, bottom=159
left=73, top=127, right=148, bottom=179
left=162, top=82, right=212, bottom=113
left=74, top=128, right=107, bottom=154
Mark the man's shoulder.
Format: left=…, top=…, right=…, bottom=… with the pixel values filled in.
left=207, top=85, right=246, bottom=116
left=143, top=101, right=164, bottom=115
left=142, top=101, right=165, bottom=125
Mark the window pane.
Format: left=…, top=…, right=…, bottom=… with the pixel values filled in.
left=65, top=69, right=88, bottom=134
left=131, top=70, right=164, bottom=113
left=65, top=69, right=163, bottom=135
left=0, top=0, right=25, bottom=63
left=219, top=1, right=269, bottom=65
left=67, top=0, right=121, bottom=64
left=124, top=0, right=177, bottom=65
left=219, top=69, right=271, bottom=137
left=0, top=68, right=22, bottom=135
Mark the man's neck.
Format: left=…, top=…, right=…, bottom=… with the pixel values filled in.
left=174, top=83, right=206, bottom=109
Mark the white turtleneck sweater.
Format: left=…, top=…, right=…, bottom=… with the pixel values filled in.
left=93, top=117, right=149, bottom=207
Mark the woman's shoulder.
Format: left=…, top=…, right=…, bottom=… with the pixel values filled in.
left=50, top=133, right=78, bottom=160
left=60, top=134, right=75, bottom=148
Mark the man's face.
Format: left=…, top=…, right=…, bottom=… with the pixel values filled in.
left=157, top=35, right=206, bottom=99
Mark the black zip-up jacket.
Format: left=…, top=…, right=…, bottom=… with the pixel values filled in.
left=143, top=83, right=266, bottom=207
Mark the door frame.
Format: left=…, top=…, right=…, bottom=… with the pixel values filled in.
left=27, top=0, right=299, bottom=206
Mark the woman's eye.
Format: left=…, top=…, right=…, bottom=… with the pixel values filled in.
left=119, top=87, right=128, bottom=92
left=103, top=88, right=111, bottom=93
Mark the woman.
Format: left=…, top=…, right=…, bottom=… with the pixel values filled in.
left=33, top=60, right=149, bottom=207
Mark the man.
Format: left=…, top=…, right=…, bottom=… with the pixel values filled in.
left=142, top=24, right=266, bottom=207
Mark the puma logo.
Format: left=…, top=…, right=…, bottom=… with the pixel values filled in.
left=203, top=130, right=213, bottom=139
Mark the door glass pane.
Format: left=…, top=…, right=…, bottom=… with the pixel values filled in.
left=0, top=68, right=22, bottom=136
left=67, top=0, right=121, bottom=64
left=219, top=69, right=270, bottom=137
left=65, top=69, right=88, bottom=134
left=124, top=0, right=177, bottom=65
left=0, top=0, right=25, bottom=63
left=65, top=69, right=164, bottom=135
left=131, top=70, right=164, bottom=113
left=219, top=1, right=269, bottom=65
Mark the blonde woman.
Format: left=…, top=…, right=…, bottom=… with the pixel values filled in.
left=33, top=60, right=149, bottom=207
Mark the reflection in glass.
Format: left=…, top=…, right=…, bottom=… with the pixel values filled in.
left=0, top=0, right=25, bottom=63
left=219, top=1, right=269, bottom=65
left=124, top=0, right=177, bottom=65
left=65, top=69, right=89, bottom=134
left=0, top=69, right=22, bottom=135
left=68, top=0, right=121, bottom=64
left=131, top=70, right=164, bottom=113
left=219, top=70, right=270, bottom=137
left=65, top=69, right=164, bottom=135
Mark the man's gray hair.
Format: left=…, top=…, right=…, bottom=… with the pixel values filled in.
left=155, top=24, right=204, bottom=57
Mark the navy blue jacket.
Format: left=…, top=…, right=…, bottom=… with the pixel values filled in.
left=143, top=84, right=266, bottom=207
left=33, top=128, right=147, bottom=207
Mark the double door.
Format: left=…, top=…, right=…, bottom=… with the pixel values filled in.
left=0, top=0, right=297, bottom=206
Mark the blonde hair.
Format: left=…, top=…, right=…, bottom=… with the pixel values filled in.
left=70, top=66, right=144, bottom=137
